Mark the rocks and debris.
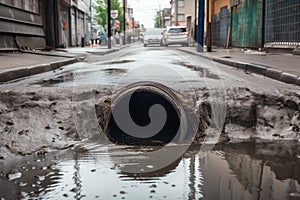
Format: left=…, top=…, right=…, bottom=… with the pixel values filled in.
left=7, top=169, right=22, bottom=181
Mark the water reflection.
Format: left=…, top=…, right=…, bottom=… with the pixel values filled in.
left=0, top=141, right=299, bottom=199
left=172, top=61, right=221, bottom=80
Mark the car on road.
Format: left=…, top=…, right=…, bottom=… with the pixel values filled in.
left=162, top=26, right=189, bottom=47
left=143, top=28, right=164, bottom=47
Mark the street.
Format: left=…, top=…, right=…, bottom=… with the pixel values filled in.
left=5, top=43, right=299, bottom=90
left=0, top=44, right=300, bottom=199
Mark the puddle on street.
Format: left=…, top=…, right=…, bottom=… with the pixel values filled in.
left=32, top=73, right=76, bottom=87
left=173, top=61, right=221, bottom=80
left=102, top=60, right=135, bottom=65
left=0, top=141, right=299, bottom=199
left=30, top=68, right=128, bottom=87
left=14, top=55, right=220, bottom=88
left=101, top=68, right=128, bottom=75
left=221, top=56, right=232, bottom=59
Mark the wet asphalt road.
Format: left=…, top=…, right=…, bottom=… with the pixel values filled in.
left=3, top=43, right=299, bottom=93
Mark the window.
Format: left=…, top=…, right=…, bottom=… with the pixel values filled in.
left=178, top=14, right=185, bottom=22
left=178, top=0, right=184, bottom=7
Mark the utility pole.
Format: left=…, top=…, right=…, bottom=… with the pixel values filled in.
left=107, top=0, right=112, bottom=49
left=206, top=0, right=212, bottom=52
left=123, top=0, right=126, bottom=45
left=175, top=0, right=178, bottom=25
left=53, top=0, right=59, bottom=48
left=261, top=0, right=265, bottom=50
left=194, top=0, right=197, bottom=42
left=46, top=0, right=55, bottom=48
left=197, top=0, right=205, bottom=52
left=90, top=0, right=92, bottom=42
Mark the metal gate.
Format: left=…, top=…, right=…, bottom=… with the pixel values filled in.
left=265, top=0, right=300, bottom=46
left=212, top=14, right=221, bottom=46
left=231, top=0, right=263, bottom=48
left=212, top=6, right=231, bottom=47
left=220, top=7, right=231, bottom=47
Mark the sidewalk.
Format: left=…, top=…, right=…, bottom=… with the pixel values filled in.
left=0, top=45, right=125, bottom=83
left=178, top=47, right=300, bottom=86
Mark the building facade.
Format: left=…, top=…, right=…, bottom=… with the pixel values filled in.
left=170, top=0, right=196, bottom=29
left=160, top=8, right=171, bottom=28
left=0, top=0, right=91, bottom=50
left=0, top=0, right=47, bottom=50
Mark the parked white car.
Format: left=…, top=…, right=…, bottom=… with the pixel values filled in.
left=143, top=28, right=163, bottom=47
left=162, top=26, right=189, bottom=47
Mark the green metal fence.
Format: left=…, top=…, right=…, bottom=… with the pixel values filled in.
left=265, top=0, right=300, bottom=45
left=231, top=0, right=263, bottom=48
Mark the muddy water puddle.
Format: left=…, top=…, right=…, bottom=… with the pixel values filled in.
left=173, top=61, right=221, bottom=80
left=32, top=68, right=129, bottom=87
left=29, top=68, right=129, bottom=88
left=33, top=73, right=76, bottom=87
left=0, top=141, right=300, bottom=199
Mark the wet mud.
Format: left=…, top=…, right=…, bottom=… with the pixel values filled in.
left=0, top=83, right=299, bottom=160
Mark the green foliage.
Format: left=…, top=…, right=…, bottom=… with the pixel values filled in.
left=154, top=11, right=160, bottom=28
left=95, top=0, right=124, bottom=31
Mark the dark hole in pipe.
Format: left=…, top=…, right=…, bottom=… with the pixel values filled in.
left=107, top=90, right=180, bottom=146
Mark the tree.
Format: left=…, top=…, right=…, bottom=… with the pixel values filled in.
left=95, top=0, right=124, bottom=31
left=154, top=11, right=160, bottom=28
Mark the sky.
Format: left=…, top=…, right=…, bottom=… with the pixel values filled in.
left=127, top=0, right=171, bottom=28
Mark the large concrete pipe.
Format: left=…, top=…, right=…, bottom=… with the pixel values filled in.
left=96, top=82, right=198, bottom=146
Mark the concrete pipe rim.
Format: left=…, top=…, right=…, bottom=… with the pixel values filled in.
left=104, top=81, right=189, bottom=146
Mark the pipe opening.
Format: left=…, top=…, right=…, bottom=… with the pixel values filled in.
left=106, top=89, right=181, bottom=146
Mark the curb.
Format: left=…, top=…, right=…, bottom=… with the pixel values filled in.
left=246, top=64, right=268, bottom=76
left=0, top=45, right=133, bottom=83
left=21, top=50, right=83, bottom=59
left=297, top=77, right=300, bottom=86
left=0, top=58, right=78, bottom=83
left=178, top=48, right=300, bottom=86
left=280, top=72, right=299, bottom=85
